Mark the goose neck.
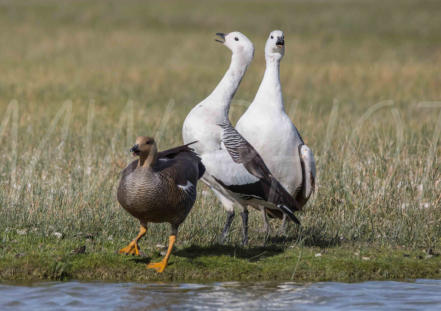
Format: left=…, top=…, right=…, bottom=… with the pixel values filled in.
left=207, top=53, right=249, bottom=114
left=253, top=57, right=283, bottom=109
left=138, top=147, right=158, bottom=168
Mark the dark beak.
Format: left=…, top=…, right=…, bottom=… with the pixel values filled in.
left=215, top=32, right=225, bottom=43
left=130, top=144, right=140, bottom=155
left=276, top=37, right=285, bottom=47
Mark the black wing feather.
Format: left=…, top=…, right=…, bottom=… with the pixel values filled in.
left=157, top=141, right=205, bottom=180
left=218, top=121, right=301, bottom=221
left=158, top=141, right=197, bottom=159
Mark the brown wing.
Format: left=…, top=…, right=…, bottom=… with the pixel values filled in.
left=157, top=141, right=197, bottom=159
left=157, top=141, right=205, bottom=179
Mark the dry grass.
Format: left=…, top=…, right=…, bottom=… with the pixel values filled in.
left=0, top=0, right=440, bottom=256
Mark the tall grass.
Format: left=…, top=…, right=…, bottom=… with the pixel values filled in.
left=0, top=0, right=440, bottom=250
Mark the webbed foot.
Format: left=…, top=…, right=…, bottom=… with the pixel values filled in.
left=147, top=260, right=167, bottom=273
left=118, top=241, right=140, bottom=256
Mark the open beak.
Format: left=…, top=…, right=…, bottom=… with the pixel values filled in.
left=130, top=144, right=140, bottom=155
left=215, top=32, right=226, bottom=44
left=276, top=37, right=285, bottom=47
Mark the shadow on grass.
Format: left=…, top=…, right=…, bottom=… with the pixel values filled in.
left=127, top=225, right=340, bottom=266
left=174, top=244, right=284, bottom=262
left=273, top=224, right=342, bottom=248
left=130, top=256, right=151, bottom=264
left=298, top=226, right=342, bottom=248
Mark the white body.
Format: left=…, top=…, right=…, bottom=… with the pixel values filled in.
left=182, top=32, right=255, bottom=212
left=236, top=30, right=315, bottom=204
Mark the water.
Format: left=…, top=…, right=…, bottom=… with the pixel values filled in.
left=1, top=279, right=440, bottom=311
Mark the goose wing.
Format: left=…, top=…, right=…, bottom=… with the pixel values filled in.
left=158, top=143, right=205, bottom=206
left=299, top=144, right=316, bottom=200
left=158, top=141, right=205, bottom=179
left=216, top=121, right=301, bottom=223
left=158, top=141, right=197, bottom=159
left=201, top=150, right=284, bottom=219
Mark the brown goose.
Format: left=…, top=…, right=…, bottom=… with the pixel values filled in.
left=117, top=136, right=205, bottom=272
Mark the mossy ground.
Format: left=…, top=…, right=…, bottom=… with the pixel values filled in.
left=1, top=233, right=440, bottom=282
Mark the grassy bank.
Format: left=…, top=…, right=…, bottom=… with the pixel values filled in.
left=1, top=0, right=441, bottom=282
left=1, top=233, right=440, bottom=282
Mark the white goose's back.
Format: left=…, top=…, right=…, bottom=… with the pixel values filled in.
left=182, top=101, right=224, bottom=154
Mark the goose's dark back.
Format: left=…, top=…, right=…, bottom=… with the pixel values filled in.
left=117, top=142, right=205, bottom=227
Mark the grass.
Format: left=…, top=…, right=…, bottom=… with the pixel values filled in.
left=0, top=0, right=441, bottom=282
left=1, top=234, right=440, bottom=282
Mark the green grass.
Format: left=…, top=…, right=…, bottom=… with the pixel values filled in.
left=1, top=0, right=441, bottom=281
left=1, top=234, right=440, bottom=282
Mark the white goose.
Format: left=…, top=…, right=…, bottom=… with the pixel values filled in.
left=236, top=30, right=316, bottom=235
left=183, top=32, right=300, bottom=245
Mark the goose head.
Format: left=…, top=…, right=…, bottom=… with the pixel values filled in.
left=265, top=30, right=285, bottom=61
left=130, top=136, right=158, bottom=166
left=215, top=31, right=254, bottom=66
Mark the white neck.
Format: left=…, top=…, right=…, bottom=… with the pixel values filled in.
left=204, top=53, right=249, bottom=120
left=252, top=55, right=284, bottom=111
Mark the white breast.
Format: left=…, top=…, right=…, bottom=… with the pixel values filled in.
left=236, top=107, right=303, bottom=194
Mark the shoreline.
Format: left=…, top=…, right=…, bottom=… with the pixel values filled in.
left=1, top=236, right=440, bottom=283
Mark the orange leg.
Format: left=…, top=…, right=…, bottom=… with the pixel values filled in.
left=118, top=224, right=147, bottom=256
left=147, top=235, right=176, bottom=273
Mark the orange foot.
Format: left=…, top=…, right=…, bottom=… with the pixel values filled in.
left=147, top=260, right=167, bottom=273
left=118, top=241, right=140, bottom=256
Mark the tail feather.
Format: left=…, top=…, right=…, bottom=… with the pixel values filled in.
left=264, top=176, right=301, bottom=214
left=197, top=160, right=206, bottom=179
left=277, top=204, right=301, bottom=225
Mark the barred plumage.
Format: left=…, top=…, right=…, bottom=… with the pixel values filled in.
left=117, top=137, right=205, bottom=272
left=217, top=120, right=301, bottom=223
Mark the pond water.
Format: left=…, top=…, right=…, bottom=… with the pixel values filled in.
left=1, top=279, right=440, bottom=310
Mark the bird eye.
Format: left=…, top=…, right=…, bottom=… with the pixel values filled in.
left=146, top=141, right=152, bottom=145
left=234, top=37, right=239, bottom=41
left=270, top=35, right=273, bottom=39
